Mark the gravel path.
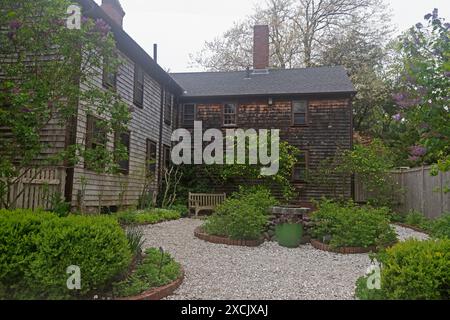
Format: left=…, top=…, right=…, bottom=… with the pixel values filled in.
left=142, top=219, right=428, bottom=300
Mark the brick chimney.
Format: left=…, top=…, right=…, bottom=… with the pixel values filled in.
left=253, top=25, right=270, bottom=70
left=101, top=0, right=125, bottom=27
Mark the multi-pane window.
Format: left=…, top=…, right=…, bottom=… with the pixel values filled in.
left=223, top=103, right=237, bottom=126
left=115, top=131, right=131, bottom=175
left=292, top=101, right=308, bottom=126
left=182, top=104, right=195, bottom=127
left=85, top=115, right=108, bottom=170
left=292, top=151, right=308, bottom=182
left=164, top=91, right=172, bottom=125
left=102, top=57, right=117, bottom=90
left=163, top=145, right=171, bottom=170
left=133, top=64, right=144, bottom=107
left=146, top=139, right=157, bottom=174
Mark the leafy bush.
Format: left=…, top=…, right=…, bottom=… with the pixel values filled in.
left=429, top=213, right=450, bottom=239
left=355, top=272, right=386, bottom=300
left=356, top=239, right=450, bottom=300
left=113, top=248, right=181, bottom=298
left=115, top=208, right=181, bottom=225
left=126, top=227, right=145, bottom=257
left=404, top=211, right=430, bottom=229
left=204, top=186, right=278, bottom=240
left=0, top=209, right=132, bottom=300
left=167, top=204, right=189, bottom=217
left=310, top=199, right=397, bottom=248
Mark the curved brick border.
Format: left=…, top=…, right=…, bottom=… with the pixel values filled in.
left=116, top=268, right=184, bottom=301
left=395, top=222, right=430, bottom=234
left=311, top=239, right=378, bottom=254
left=194, top=227, right=263, bottom=247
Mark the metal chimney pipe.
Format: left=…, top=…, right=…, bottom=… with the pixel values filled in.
left=153, top=43, right=158, bottom=63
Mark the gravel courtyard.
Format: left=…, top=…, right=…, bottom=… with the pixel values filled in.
left=142, top=219, right=428, bottom=300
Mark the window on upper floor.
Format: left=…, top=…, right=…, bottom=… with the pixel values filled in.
left=164, top=91, right=172, bottom=125
left=292, top=150, right=309, bottom=182
left=114, top=131, right=131, bottom=175
left=182, top=104, right=195, bottom=128
left=102, top=57, right=117, bottom=90
left=223, top=103, right=237, bottom=126
left=292, top=100, right=308, bottom=126
left=133, top=64, right=144, bottom=108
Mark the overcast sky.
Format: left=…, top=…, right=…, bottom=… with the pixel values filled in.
left=94, top=0, right=450, bottom=72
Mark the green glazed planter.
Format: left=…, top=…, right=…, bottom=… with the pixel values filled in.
left=275, top=223, right=303, bottom=248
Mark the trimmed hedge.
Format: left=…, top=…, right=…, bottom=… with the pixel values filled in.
left=0, top=209, right=132, bottom=300
left=204, top=186, right=278, bottom=240
left=115, top=208, right=181, bottom=225
left=356, top=239, right=450, bottom=300
left=310, top=200, right=397, bottom=248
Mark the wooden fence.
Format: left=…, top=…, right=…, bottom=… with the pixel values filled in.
left=355, top=166, right=450, bottom=219
left=1, top=167, right=66, bottom=210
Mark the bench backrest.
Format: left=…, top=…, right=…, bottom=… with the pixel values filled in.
left=188, top=193, right=226, bottom=208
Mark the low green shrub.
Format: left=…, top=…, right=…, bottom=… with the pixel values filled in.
left=113, top=248, right=181, bottom=298
left=310, top=199, right=397, bottom=248
left=404, top=211, right=431, bottom=230
left=355, top=272, right=386, bottom=300
left=0, top=209, right=132, bottom=300
left=166, top=204, right=189, bottom=217
left=126, top=227, right=145, bottom=257
left=356, top=239, right=450, bottom=300
left=115, top=208, right=181, bottom=225
left=429, top=213, right=450, bottom=239
left=204, top=186, right=278, bottom=240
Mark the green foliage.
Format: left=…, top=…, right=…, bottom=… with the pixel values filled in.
left=113, top=248, right=181, bottom=298
left=0, top=209, right=132, bottom=300
left=404, top=211, right=430, bottom=229
left=310, top=140, right=398, bottom=207
left=378, top=239, right=450, bottom=300
left=204, top=186, right=278, bottom=240
left=355, top=273, right=386, bottom=300
left=115, top=209, right=181, bottom=226
left=310, top=199, right=398, bottom=248
left=0, top=0, right=131, bottom=208
left=205, top=138, right=300, bottom=200
left=429, top=213, right=450, bottom=239
left=167, top=204, right=189, bottom=217
left=126, top=227, right=145, bottom=257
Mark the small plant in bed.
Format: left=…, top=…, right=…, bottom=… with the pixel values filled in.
left=310, top=199, right=397, bottom=249
left=113, top=248, right=181, bottom=298
left=115, top=208, right=181, bottom=226
left=203, top=186, right=278, bottom=241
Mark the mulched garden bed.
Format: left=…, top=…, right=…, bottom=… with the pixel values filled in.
left=310, top=239, right=379, bottom=254
left=116, top=268, right=184, bottom=301
left=194, top=227, right=263, bottom=247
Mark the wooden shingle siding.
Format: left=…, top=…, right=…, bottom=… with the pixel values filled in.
left=71, top=51, right=176, bottom=212
left=180, top=97, right=352, bottom=205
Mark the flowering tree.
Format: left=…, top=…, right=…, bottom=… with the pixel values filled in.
left=0, top=0, right=130, bottom=208
left=390, top=9, right=449, bottom=174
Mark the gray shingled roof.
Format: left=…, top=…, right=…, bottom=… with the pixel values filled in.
left=171, top=66, right=355, bottom=98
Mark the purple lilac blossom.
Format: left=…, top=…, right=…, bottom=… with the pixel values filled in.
left=409, top=145, right=427, bottom=157
left=392, top=113, right=403, bottom=122
left=9, top=20, right=22, bottom=30
left=408, top=156, right=420, bottom=162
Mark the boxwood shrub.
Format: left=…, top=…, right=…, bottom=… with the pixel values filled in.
left=310, top=199, right=397, bottom=248
left=0, top=209, right=132, bottom=300
left=356, top=239, right=450, bottom=300
left=203, top=186, right=278, bottom=240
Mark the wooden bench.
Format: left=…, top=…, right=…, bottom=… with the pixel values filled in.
left=188, top=193, right=226, bottom=217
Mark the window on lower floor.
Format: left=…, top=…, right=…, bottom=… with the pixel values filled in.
left=85, top=115, right=108, bottom=170
left=115, top=131, right=131, bottom=175
left=163, top=145, right=171, bottom=171
left=292, top=151, right=308, bottom=182
left=146, top=139, right=157, bottom=175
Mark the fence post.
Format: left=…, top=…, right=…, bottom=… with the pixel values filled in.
left=421, top=166, right=426, bottom=215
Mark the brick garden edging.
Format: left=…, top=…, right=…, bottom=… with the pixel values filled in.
left=310, top=239, right=378, bottom=254
left=194, top=227, right=263, bottom=247
left=116, top=268, right=184, bottom=301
